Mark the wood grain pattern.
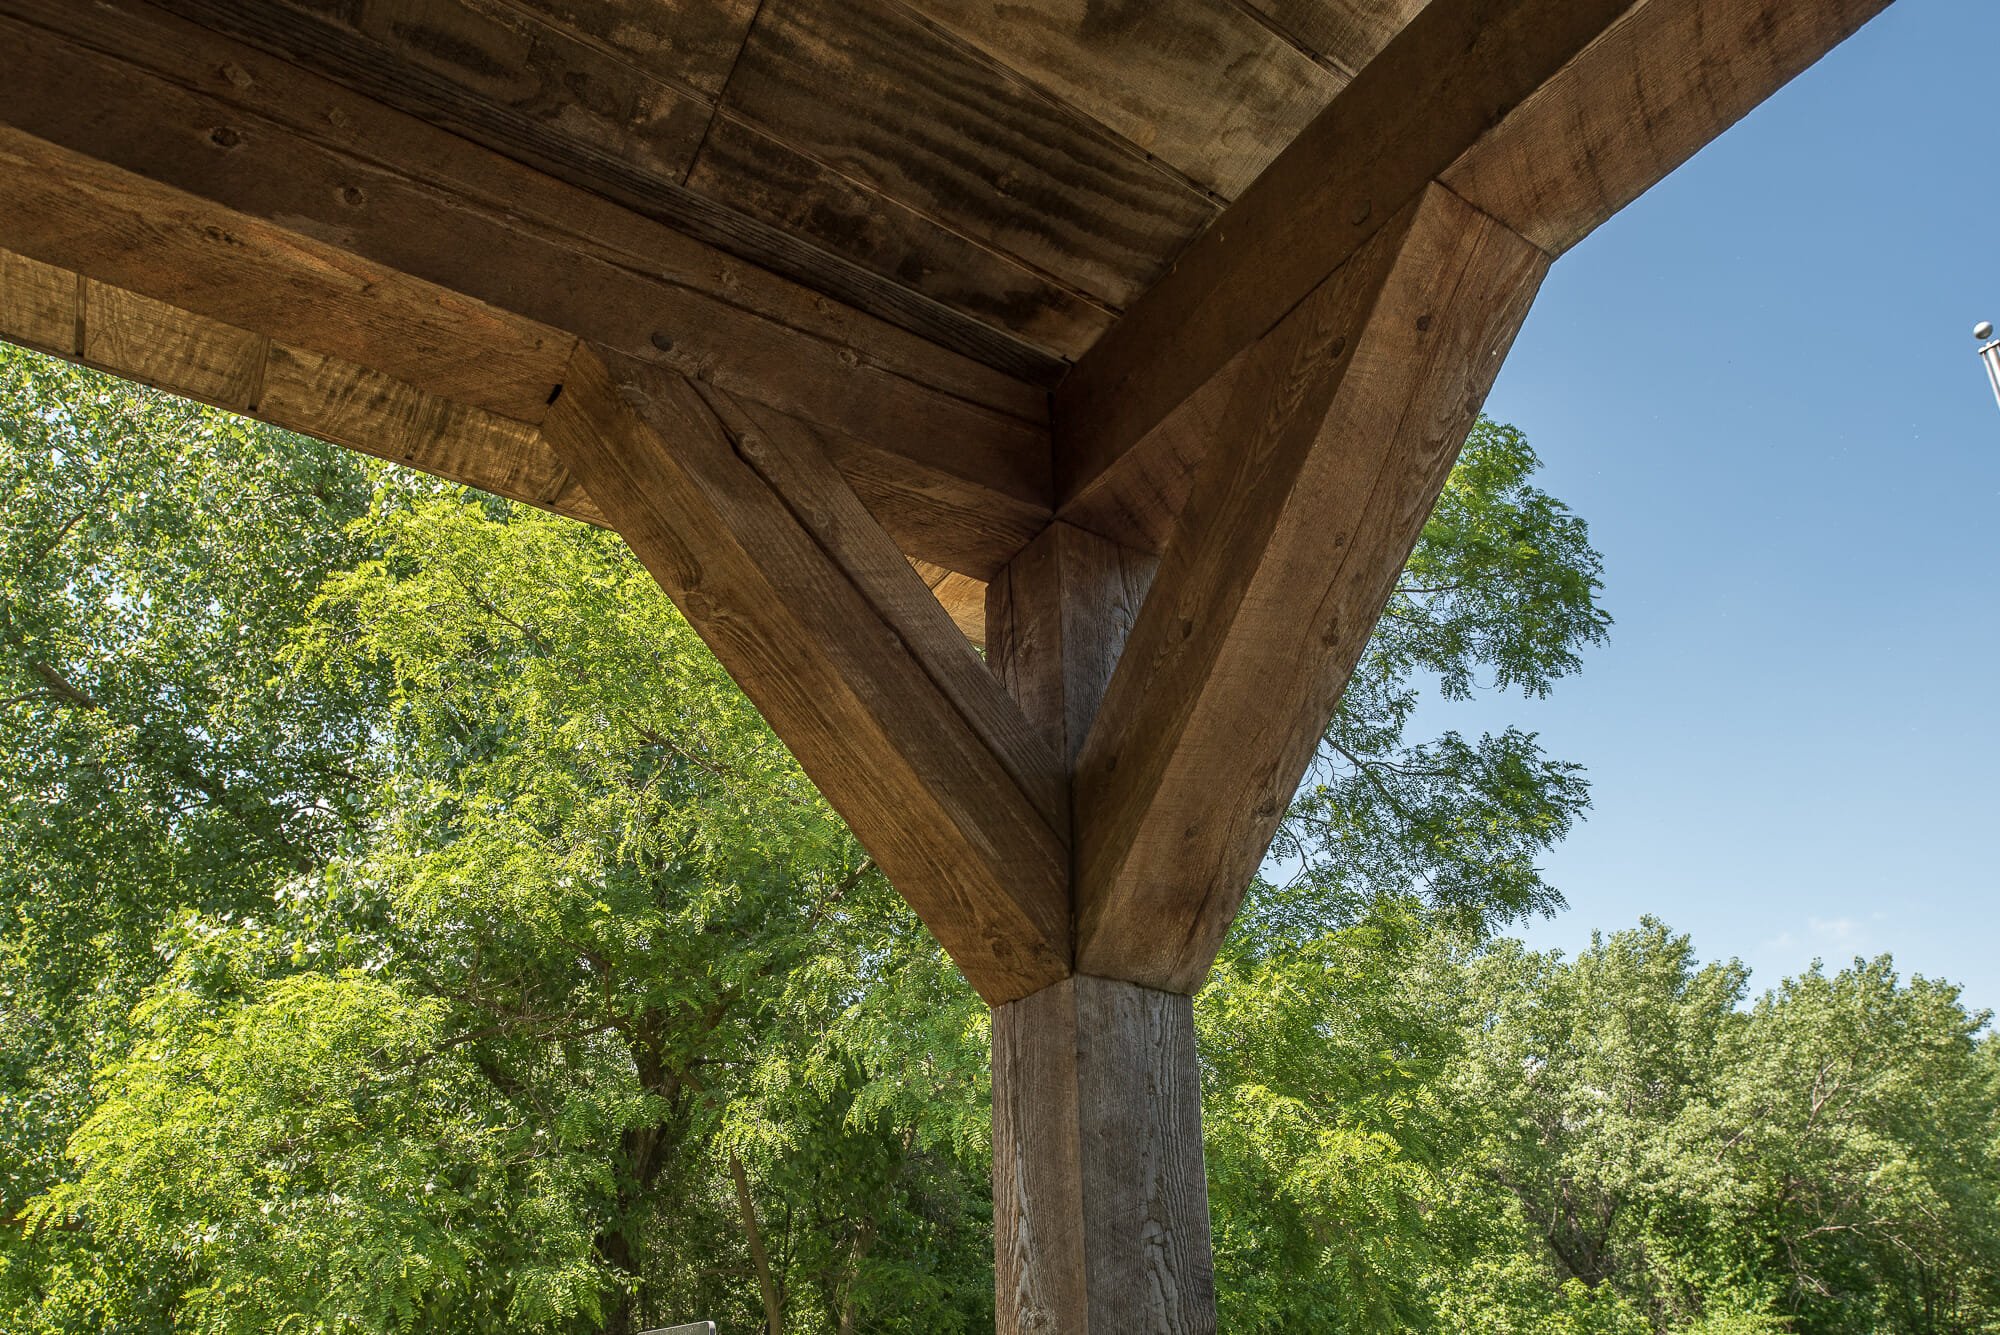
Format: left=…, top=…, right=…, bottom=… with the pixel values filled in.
left=896, top=0, right=1339, bottom=198
left=0, top=1, right=1056, bottom=575
left=0, top=120, right=573, bottom=423
left=137, top=0, right=1065, bottom=378
left=1073, top=187, right=1548, bottom=992
left=993, top=974, right=1215, bottom=1333
left=0, top=249, right=602, bottom=524
left=687, top=112, right=1117, bottom=361
left=543, top=345, right=1072, bottom=1005
left=1054, top=0, right=1638, bottom=516
left=1058, top=0, right=1890, bottom=538
left=0, top=251, right=79, bottom=357
left=2, top=268, right=550, bottom=518
left=713, top=0, right=1219, bottom=311
left=1439, top=0, right=1894, bottom=255
left=910, top=559, right=988, bottom=645
left=701, top=388, right=1069, bottom=841
left=1233, top=0, right=1431, bottom=74
left=986, top=522, right=1156, bottom=767
left=497, top=0, right=760, bottom=98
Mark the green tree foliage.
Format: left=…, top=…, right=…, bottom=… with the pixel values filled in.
left=3, top=344, right=1994, bottom=1333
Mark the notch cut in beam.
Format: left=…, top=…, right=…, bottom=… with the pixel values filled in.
left=1057, top=0, right=1894, bottom=549
left=0, top=0, right=1053, bottom=579
left=1073, top=185, right=1548, bottom=993
left=541, top=346, right=1071, bottom=1005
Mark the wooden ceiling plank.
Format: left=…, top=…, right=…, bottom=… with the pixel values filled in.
left=13, top=0, right=1045, bottom=423
left=688, top=113, right=1116, bottom=361
left=908, top=560, right=989, bottom=645
left=495, top=0, right=762, bottom=100
left=114, top=0, right=1059, bottom=380
left=1230, top=0, right=1431, bottom=75
left=542, top=345, right=1074, bottom=1005
left=0, top=1, right=1055, bottom=576
left=891, top=0, right=1341, bottom=199
left=710, top=0, right=1219, bottom=312
left=1056, top=0, right=1890, bottom=549
left=1071, top=186, right=1548, bottom=993
left=157, top=0, right=713, bottom=181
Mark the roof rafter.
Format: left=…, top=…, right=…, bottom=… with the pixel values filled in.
left=1056, top=0, right=1893, bottom=552
left=0, top=0, right=1054, bottom=579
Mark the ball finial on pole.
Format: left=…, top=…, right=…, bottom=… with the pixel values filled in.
left=1977, top=321, right=1995, bottom=342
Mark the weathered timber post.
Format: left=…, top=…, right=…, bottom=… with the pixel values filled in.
left=985, top=524, right=1214, bottom=1332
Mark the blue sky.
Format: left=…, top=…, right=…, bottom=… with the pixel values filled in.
left=1442, top=0, right=2000, bottom=1014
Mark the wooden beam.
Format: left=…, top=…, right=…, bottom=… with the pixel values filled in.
left=1072, top=186, right=1548, bottom=993
left=540, top=345, right=1072, bottom=1005
left=1056, top=0, right=1892, bottom=549
left=0, top=249, right=601, bottom=525
left=986, top=523, right=1157, bottom=768
left=992, top=974, right=1214, bottom=1333
left=0, top=0, right=1053, bottom=577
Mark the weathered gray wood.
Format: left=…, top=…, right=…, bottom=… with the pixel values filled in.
left=1073, top=185, right=1548, bottom=993
left=541, top=345, right=1072, bottom=1005
left=993, top=974, right=1214, bottom=1334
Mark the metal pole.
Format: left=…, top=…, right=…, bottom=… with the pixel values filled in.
left=1978, top=321, right=2000, bottom=410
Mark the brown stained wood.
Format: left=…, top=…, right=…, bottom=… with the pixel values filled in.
left=1439, top=0, right=1895, bottom=255
left=3, top=0, right=1042, bottom=418
left=910, top=559, right=990, bottom=646
left=993, top=974, right=1214, bottom=1333
left=0, top=2, right=1056, bottom=575
left=543, top=346, right=1072, bottom=1004
left=696, top=387, right=1069, bottom=841
left=1, top=249, right=602, bottom=525
left=496, top=0, right=760, bottom=98
left=1074, top=187, right=1548, bottom=993
left=1054, top=0, right=1639, bottom=514
left=895, top=0, right=1340, bottom=198
left=0, top=123, right=571, bottom=423
left=81, top=282, right=269, bottom=413
left=1233, top=0, right=1431, bottom=74
left=156, top=0, right=711, bottom=201
left=1059, top=0, right=1891, bottom=536
left=688, top=114, right=1116, bottom=361
left=260, top=346, right=601, bottom=521
left=986, top=523, right=1156, bottom=767
left=132, top=0, right=1064, bottom=379
left=712, top=0, right=1219, bottom=311
left=0, top=251, right=80, bottom=357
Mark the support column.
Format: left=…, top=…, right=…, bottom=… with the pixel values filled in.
left=986, top=523, right=1212, bottom=1332
left=992, top=974, right=1215, bottom=1334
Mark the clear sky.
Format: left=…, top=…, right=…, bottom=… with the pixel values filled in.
left=1434, top=0, right=2000, bottom=1015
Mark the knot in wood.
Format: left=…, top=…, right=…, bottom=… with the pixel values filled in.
left=1415, top=313, right=1434, bottom=332
left=736, top=432, right=767, bottom=461
left=615, top=383, right=653, bottom=410
left=337, top=185, right=366, bottom=208
left=218, top=62, right=254, bottom=91
left=838, top=348, right=862, bottom=370
left=208, top=126, right=243, bottom=149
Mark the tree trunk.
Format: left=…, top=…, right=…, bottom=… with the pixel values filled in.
left=730, top=1149, right=785, bottom=1335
